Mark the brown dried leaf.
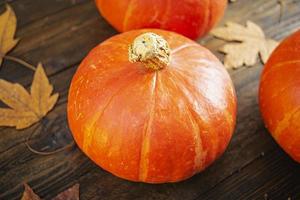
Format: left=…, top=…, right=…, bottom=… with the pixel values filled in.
left=0, top=4, right=19, bottom=66
left=0, top=64, right=59, bottom=129
left=21, top=184, right=41, bottom=200
left=21, top=184, right=79, bottom=200
left=52, top=184, right=80, bottom=200
left=211, top=21, right=279, bottom=69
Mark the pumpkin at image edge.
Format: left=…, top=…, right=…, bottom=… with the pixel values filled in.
left=259, top=29, right=300, bottom=163
left=94, top=0, right=227, bottom=40
left=67, top=29, right=237, bottom=183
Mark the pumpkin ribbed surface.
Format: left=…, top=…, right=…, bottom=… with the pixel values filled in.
left=259, top=30, right=300, bottom=163
left=95, top=0, right=227, bottom=39
left=67, top=29, right=237, bottom=183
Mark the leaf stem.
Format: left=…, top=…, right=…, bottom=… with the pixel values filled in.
left=25, top=141, right=75, bottom=156
left=3, top=55, right=36, bottom=71
left=25, top=123, right=75, bottom=156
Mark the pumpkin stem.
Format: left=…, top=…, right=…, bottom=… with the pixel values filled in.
left=129, top=32, right=170, bottom=70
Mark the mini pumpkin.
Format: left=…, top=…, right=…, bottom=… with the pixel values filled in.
left=95, top=0, right=227, bottom=40
left=67, top=29, right=237, bottom=183
left=259, top=30, right=300, bottom=163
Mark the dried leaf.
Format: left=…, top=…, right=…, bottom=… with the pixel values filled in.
left=0, top=108, right=39, bottom=129
left=31, top=63, right=59, bottom=117
left=0, top=64, right=58, bottom=129
left=52, top=184, right=80, bottom=200
left=21, top=184, right=79, bottom=200
left=0, top=4, right=19, bottom=66
left=211, top=21, right=279, bottom=69
left=21, top=184, right=41, bottom=200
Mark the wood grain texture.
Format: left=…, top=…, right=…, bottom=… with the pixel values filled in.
left=0, top=0, right=300, bottom=199
left=197, top=148, right=300, bottom=200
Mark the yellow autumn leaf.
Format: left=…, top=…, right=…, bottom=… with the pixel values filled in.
left=211, top=21, right=279, bottom=69
left=31, top=63, right=59, bottom=117
left=0, top=4, right=19, bottom=66
left=0, top=64, right=59, bottom=129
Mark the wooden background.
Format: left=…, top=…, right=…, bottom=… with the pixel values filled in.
left=0, top=0, right=300, bottom=199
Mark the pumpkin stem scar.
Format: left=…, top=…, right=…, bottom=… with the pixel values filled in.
left=128, top=32, right=170, bottom=70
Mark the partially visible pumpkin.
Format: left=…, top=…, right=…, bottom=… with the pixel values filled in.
left=259, top=30, right=300, bottom=163
left=95, top=0, right=227, bottom=40
left=67, top=29, right=237, bottom=183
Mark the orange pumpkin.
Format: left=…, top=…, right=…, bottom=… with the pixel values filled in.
left=67, top=29, right=237, bottom=183
left=95, top=0, right=227, bottom=40
left=259, top=30, right=300, bottom=163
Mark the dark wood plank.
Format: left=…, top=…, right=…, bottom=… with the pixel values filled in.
left=0, top=0, right=300, bottom=199
left=196, top=148, right=300, bottom=200
left=0, top=0, right=116, bottom=84
left=0, top=0, right=89, bottom=27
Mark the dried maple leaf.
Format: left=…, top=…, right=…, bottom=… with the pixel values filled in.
left=52, top=184, right=79, bottom=200
left=21, top=184, right=79, bottom=200
left=211, top=21, right=279, bottom=69
left=0, top=4, right=19, bottom=66
left=21, top=184, right=41, bottom=200
left=0, top=63, right=58, bottom=129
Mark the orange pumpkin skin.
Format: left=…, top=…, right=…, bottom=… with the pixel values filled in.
left=95, top=0, right=227, bottom=40
left=67, top=29, right=237, bottom=183
left=259, top=30, right=300, bottom=163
